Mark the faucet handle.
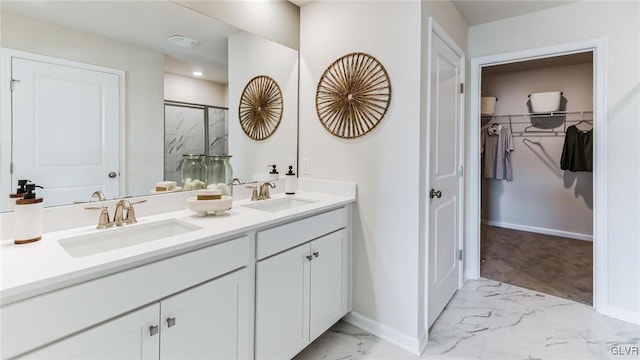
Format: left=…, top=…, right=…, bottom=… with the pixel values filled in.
left=246, top=185, right=259, bottom=201
left=85, top=205, right=112, bottom=229
left=123, top=199, right=146, bottom=224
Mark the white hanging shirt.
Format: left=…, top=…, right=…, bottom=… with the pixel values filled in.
left=481, top=124, right=514, bottom=180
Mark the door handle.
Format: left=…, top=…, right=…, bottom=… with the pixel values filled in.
left=429, top=189, right=442, bottom=199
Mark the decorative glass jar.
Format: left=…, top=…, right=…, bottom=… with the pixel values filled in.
left=205, top=155, right=233, bottom=195
left=181, top=154, right=207, bottom=190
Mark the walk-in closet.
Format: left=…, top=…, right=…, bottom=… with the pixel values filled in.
left=479, top=52, right=594, bottom=305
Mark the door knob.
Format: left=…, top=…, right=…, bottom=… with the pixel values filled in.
left=429, top=189, right=442, bottom=199
left=108, top=171, right=117, bottom=178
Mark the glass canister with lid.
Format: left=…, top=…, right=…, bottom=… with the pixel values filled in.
left=181, top=154, right=207, bottom=190
left=205, top=155, right=233, bottom=195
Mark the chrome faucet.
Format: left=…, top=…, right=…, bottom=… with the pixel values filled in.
left=113, top=199, right=147, bottom=226
left=232, top=178, right=244, bottom=185
left=91, top=190, right=106, bottom=201
left=259, top=182, right=276, bottom=200
left=246, top=182, right=276, bottom=201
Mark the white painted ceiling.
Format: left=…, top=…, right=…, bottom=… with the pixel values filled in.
left=451, top=0, right=577, bottom=26
left=0, top=0, right=241, bottom=83
left=290, top=1, right=577, bottom=27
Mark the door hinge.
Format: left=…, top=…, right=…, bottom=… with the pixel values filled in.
left=458, top=249, right=463, bottom=261
left=460, top=83, right=464, bottom=94
left=458, top=166, right=464, bottom=177
left=10, top=79, right=20, bottom=92
left=9, top=162, right=13, bottom=174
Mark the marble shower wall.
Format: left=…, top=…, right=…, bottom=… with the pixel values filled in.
left=164, top=104, right=228, bottom=184
left=208, top=107, right=228, bottom=156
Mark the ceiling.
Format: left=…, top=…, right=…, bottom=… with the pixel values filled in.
left=451, top=0, right=577, bottom=26
left=0, top=0, right=240, bottom=83
left=290, top=1, right=577, bottom=27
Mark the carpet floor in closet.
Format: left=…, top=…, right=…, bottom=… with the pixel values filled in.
left=480, top=224, right=593, bottom=305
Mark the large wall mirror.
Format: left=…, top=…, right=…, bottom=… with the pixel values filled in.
left=0, top=1, right=299, bottom=211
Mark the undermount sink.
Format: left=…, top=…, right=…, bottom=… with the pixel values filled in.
left=58, top=219, right=202, bottom=258
left=241, top=196, right=317, bottom=213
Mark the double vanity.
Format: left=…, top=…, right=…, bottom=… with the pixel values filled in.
left=0, top=179, right=356, bottom=359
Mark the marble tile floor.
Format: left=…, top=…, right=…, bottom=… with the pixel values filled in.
left=294, top=279, right=640, bottom=360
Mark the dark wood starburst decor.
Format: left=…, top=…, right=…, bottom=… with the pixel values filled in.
left=239, top=75, right=283, bottom=140
left=316, top=52, right=392, bottom=139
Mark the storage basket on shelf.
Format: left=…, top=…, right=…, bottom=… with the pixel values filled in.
left=481, top=96, right=497, bottom=116
left=529, top=91, right=562, bottom=113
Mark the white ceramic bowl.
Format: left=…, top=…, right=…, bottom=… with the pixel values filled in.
left=186, top=196, right=233, bottom=216
left=530, top=91, right=561, bottom=113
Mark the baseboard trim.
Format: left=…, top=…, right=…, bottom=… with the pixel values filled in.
left=481, top=220, right=593, bottom=241
left=343, top=311, right=420, bottom=355
left=602, top=305, right=640, bottom=326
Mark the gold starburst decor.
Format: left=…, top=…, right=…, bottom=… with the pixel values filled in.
left=316, top=52, right=392, bottom=139
left=239, top=75, right=283, bottom=140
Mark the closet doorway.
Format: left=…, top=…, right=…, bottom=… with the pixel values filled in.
left=479, top=53, right=594, bottom=305
left=466, top=38, right=608, bottom=311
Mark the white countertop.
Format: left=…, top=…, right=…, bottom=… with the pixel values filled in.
left=1, top=191, right=355, bottom=305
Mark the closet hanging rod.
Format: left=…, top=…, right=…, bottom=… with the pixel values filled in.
left=488, top=118, right=593, bottom=125
left=483, top=110, right=593, bottom=119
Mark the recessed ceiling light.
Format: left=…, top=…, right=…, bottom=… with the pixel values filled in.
left=192, top=71, right=203, bottom=77
left=166, top=35, right=200, bottom=48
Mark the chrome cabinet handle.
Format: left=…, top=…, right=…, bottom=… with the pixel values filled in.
left=149, top=325, right=159, bottom=336
left=306, top=255, right=313, bottom=261
left=108, top=171, right=117, bottom=178
left=429, top=189, right=442, bottom=199
left=167, top=317, right=176, bottom=328
left=313, top=251, right=319, bottom=258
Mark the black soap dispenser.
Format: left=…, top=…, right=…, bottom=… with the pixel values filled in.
left=268, top=164, right=279, bottom=181
left=285, top=165, right=297, bottom=195
left=14, top=183, right=44, bottom=244
left=9, top=179, right=29, bottom=211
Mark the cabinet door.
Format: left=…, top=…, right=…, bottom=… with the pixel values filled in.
left=160, top=268, right=250, bottom=360
left=310, top=229, right=349, bottom=340
left=256, top=243, right=310, bottom=360
left=23, top=303, right=160, bottom=359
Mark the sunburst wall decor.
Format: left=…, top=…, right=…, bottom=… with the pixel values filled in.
left=239, top=75, right=283, bottom=140
left=316, top=52, right=391, bottom=139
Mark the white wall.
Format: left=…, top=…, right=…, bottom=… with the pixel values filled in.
left=164, top=73, right=227, bottom=107
left=1, top=11, right=164, bottom=198
left=468, top=1, right=640, bottom=323
left=481, top=63, right=594, bottom=238
left=228, top=31, right=298, bottom=182
left=300, top=0, right=467, bottom=353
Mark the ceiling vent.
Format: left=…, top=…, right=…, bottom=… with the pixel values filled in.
left=166, top=35, right=200, bottom=48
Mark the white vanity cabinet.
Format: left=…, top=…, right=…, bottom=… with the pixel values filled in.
left=255, top=208, right=350, bottom=359
left=23, top=303, right=161, bottom=359
left=2, top=236, right=251, bottom=359
left=23, top=268, right=250, bottom=360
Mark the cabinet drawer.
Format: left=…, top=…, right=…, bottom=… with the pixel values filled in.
left=256, top=207, right=346, bottom=260
left=1, top=236, right=249, bottom=359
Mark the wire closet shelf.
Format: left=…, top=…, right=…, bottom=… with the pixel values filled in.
left=482, top=110, right=593, bottom=137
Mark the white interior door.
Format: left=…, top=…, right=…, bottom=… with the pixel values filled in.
left=428, top=30, right=464, bottom=327
left=11, top=56, right=119, bottom=206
